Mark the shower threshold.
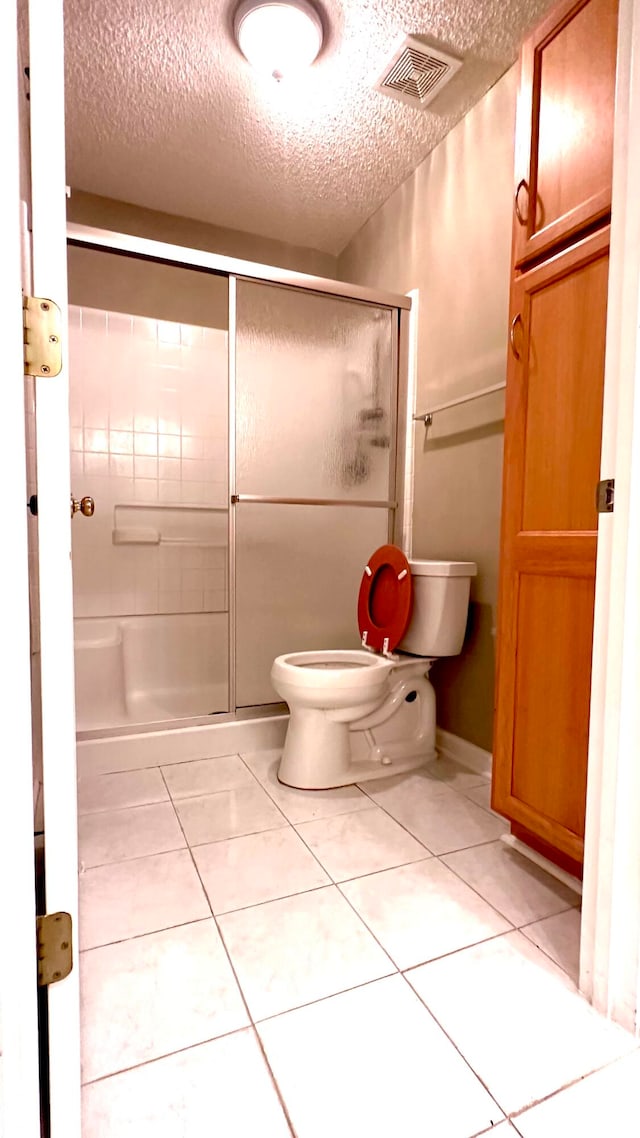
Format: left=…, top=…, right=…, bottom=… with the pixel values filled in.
left=75, top=705, right=289, bottom=778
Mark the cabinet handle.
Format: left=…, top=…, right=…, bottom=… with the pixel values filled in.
left=509, top=313, right=523, bottom=360
left=514, top=179, right=529, bottom=225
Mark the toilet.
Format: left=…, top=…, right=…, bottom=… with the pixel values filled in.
left=271, top=544, right=477, bottom=789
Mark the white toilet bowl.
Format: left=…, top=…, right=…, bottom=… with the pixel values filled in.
left=272, top=650, right=393, bottom=789
left=272, top=547, right=477, bottom=790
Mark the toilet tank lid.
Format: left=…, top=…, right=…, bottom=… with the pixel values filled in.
left=409, top=559, right=477, bottom=578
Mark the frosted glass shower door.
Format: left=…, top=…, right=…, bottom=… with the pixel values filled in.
left=234, top=280, right=397, bottom=706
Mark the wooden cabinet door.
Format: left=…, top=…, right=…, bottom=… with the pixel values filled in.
left=492, top=227, right=609, bottom=864
left=513, top=0, right=617, bottom=268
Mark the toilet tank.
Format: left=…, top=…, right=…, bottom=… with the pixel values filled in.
left=398, top=560, right=477, bottom=657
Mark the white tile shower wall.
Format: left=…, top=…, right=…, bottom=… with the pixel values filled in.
left=69, top=306, right=228, bottom=618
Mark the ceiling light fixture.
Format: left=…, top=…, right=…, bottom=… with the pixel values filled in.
left=234, top=0, right=323, bottom=81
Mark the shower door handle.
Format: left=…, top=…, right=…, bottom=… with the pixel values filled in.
left=70, top=494, right=95, bottom=519
left=230, top=493, right=397, bottom=508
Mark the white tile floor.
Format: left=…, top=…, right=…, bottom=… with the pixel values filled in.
left=78, top=749, right=640, bottom=1137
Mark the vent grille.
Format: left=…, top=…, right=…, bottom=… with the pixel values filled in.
left=376, top=37, right=462, bottom=109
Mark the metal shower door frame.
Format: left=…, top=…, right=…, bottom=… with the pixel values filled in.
left=66, top=226, right=411, bottom=717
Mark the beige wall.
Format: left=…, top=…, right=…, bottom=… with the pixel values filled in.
left=67, top=190, right=337, bottom=278
left=339, top=66, right=518, bottom=752
left=68, top=246, right=230, bottom=329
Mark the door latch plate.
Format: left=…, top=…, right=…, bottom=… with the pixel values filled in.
left=36, top=912, right=73, bottom=986
left=596, top=477, right=615, bottom=514
left=23, top=296, right=62, bottom=377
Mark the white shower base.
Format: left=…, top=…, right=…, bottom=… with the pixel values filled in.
left=74, top=612, right=228, bottom=732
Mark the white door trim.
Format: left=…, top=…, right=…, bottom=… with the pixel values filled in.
left=29, top=0, right=82, bottom=1128
left=0, top=5, right=42, bottom=1134
left=580, top=0, right=640, bottom=1035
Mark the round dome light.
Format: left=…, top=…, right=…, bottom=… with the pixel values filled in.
left=234, top=0, right=323, bottom=80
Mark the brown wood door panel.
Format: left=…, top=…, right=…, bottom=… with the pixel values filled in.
left=513, top=532, right=598, bottom=575
left=521, top=254, right=609, bottom=530
left=493, top=228, right=609, bottom=861
left=498, top=794, right=585, bottom=863
left=511, top=570, right=594, bottom=836
left=513, top=0, right=617, bottom=267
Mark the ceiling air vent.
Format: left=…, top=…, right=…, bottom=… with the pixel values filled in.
left=376, top=36, right=462, bottom=109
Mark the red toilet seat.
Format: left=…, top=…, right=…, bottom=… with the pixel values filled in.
left=357, top=544, right=413, bottom=654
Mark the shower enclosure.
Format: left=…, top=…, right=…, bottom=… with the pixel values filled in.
left=67, top=227, right=410, bottom=736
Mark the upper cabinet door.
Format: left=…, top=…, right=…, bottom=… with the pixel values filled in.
left=513, top=0, right=618, bottom=268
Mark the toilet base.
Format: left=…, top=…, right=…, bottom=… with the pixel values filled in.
left=278, top=740, right=435, bottom=790
left=277, top=667, right=437, bottom=790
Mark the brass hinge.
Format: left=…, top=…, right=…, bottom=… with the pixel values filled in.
left=36, top=912, right=73, bottom=987
left=23, top=296, right=62, bottom=377
left=596, top=477, right=615, bottom=514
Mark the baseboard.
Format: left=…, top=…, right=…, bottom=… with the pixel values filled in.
left=435, top=727, right=492, bottom=780
left=77, top=714, right=289, bottom=776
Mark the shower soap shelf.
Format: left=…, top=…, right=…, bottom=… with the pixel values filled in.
left=112, top=502, right=228, bottom=548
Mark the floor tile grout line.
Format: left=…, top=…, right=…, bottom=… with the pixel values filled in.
left=79, top=915, right=213, bottom=956
left=518, top=907, right=583, bottom=982
left=238, top=752, right=381, bottom=825
left=505, top=1045, right=640, bottom=1126
left=234, top=752, right=298, bottom=828
left=166, top=780, right=259, bottom=803
left=78, top=795, right=170, bottom=817
left=78, top=797, right=175, bottom=820
left=80, top=842, right=188, bottom=873
left=80, top=1023, right=251, bottom=1088
left=355, top=777, right=510, bottom=863
left=430, top=853, right=521, bottom=932
left=437, top=848, right=579, bottom=934
left=328, top=852, right=434, bottom=887
left=188, top=784, right=407, bottom=1027
left=456, top=783, right=506, bottom=819
left=81, top=750, right=245, bottom=782
left=221, top=757, right=520, bottom=973
left=354, top=780, right=438, bottom=853
left=209, top=880, right=333, bottom=920
left=79, top=842, right=190, bottom=872
left=404, top=957, right=640, bottom=1130
left=252, top=1030, right=299, bottom=1138
left=157, top=765, right=298, bottom=1137
left=253, top=969, right=399, bottom=1028
left=169, top=781, right=289, bottom=814
left=400, top=928, right=516, bottom=977
left=284, top=814, right=402, bottom=976
left=186, top=821, right=290, bottom=849
left=399, top=969, right=511, bottom=1124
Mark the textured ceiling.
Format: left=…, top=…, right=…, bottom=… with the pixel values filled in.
left=64, top=0, right=552, bottom=256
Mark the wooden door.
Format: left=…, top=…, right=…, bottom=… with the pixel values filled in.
left=513, top=0, right=617, bottom=268
left=492, top=227, right=610, bottom=864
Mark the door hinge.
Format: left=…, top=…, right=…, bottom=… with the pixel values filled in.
left=23, top=295, right=62, bottom=377
left=36, top=912, right=73, bottom=987
left=596, top=477, right=615, bottom=514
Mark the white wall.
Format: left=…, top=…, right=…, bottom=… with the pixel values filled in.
left=339, top=66, right=518, bottom=751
